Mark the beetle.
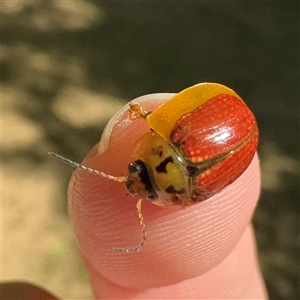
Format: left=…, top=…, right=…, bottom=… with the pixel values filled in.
left=49, top=82, right=259, bottom=253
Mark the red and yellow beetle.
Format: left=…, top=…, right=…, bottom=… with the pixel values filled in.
left=50, top=82, right=259, bottom=253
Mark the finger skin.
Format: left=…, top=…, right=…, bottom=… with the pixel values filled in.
left=68, top=94, right=268, bottom=298
left=87, top=225, right=266, bottom=299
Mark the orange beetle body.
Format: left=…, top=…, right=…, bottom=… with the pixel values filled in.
left=49, top=82, right=259, bottom=252
left=126, top=83, right=259, bottom=206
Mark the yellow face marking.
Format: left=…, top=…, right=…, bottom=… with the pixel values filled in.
left=146, top=82, right=242, bottom=140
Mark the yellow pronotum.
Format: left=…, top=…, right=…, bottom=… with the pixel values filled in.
left=146, top=82, right=242, bottom=140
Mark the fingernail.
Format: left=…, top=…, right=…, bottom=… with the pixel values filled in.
left=97, top=93, right=174, bottom=154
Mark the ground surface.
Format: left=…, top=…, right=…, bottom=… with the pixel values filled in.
left=2, top=2, right=299, bottom=300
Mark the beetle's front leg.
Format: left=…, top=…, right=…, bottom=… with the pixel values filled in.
left=128, top=102, right=151, bottom=120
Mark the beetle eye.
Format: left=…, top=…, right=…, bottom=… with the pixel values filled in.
left=128, top=160, right=143, bottom=174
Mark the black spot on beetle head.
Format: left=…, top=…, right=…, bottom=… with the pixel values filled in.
left=165, top=185, right=185, bottom=194
left=155, top=156, right=174, bottom=173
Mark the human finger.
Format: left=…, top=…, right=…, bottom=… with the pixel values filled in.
left=68, top=93, right=267, bottom=298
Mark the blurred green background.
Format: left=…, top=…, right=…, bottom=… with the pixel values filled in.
left=2, top=1, right=299, bottom=299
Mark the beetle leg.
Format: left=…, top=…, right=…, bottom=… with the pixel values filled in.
left=128, top=102, right=151, bottom=120
left=111, top=199, right=146, bottom=253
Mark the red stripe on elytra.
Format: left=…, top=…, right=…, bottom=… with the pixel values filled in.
left=170, top=94, right=258, bottom=200
left=171, top=94, right=256, bottom=163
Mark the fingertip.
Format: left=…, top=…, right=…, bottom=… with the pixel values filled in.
left=97, top=93, right=175, bottom=155
left=68, top=93, right=261, bottom=289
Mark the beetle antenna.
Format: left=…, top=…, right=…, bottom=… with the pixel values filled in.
left=48, top=152, right=127, bottom=183
left=111, top=198, right=146, bottom=253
